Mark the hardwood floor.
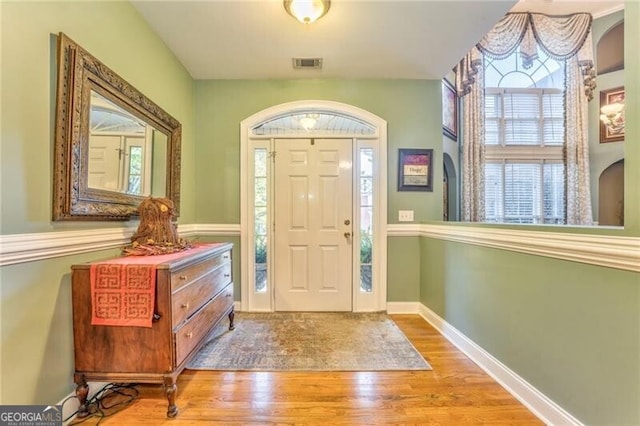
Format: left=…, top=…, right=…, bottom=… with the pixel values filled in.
left=70, top=315, right=543, bottom=425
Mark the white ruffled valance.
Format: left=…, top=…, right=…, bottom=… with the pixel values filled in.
left=454, top=47, right=482, bottom=97
left=455, top=12, right=596, bottom=100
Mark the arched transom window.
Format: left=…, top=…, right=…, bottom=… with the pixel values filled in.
left=251, top=111, right=376, bottom=136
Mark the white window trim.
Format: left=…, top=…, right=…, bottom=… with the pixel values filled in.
left=485, top=145, right=564, bottom=161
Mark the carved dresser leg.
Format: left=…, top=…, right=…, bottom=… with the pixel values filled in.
left=164, top=377, right=179, bottom=418
left=228, top=308, right=235, bottom=330
left=74, top=374, right=90, bottom=418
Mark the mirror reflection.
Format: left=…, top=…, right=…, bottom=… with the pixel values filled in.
left=88, top=91, right=167, bottom=197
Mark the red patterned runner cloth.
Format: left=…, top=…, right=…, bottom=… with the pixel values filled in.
left=89, top=243, right=224, bottom=327
left=90, top=263, right=156, bottom=327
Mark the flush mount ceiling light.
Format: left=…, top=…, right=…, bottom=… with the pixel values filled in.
left=284, top=0, right=331, bottom=24
left=298, top=114, right=320, bottom=131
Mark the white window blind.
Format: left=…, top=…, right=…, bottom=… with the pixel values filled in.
left=484, top=88, right=565, bottom=224
left=485, top=161, right=565, bottom=224
left=485, top=89, right=564, bottom=146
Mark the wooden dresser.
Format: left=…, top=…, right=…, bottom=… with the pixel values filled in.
left=70, top=243, right=234, bottom=418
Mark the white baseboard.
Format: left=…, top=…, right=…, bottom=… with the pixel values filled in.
left=58, top=381, right=110, bottom=425
left=386, top=301, right=420, bottom=314
left=417, top=303, right=583, bottom=426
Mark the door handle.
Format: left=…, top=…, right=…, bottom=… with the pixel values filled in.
left=344, top=232, right=351, bottom=238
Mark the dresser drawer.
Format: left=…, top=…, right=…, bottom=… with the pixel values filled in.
left=174, top=284, right=233, bottom=365
left=171, top=262, right=232, bottom=327
left=170, top=250, right=231, bottom=292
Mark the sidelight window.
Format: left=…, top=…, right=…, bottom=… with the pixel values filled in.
left=126, top=146, right=143, bottom=194
left=359, top=148, right=374, bottom=292
left=254, top=148, right=268, bottom=293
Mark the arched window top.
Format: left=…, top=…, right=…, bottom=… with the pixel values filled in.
left=251, top=110, right=376, bottom=136
left=90, top=91, right=146, bottom=134
left=484, top=47, right=565, bottom=90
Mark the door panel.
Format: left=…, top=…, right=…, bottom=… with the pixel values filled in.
left=289, top=176, right=308, bottom=228
left=274, top=138, right=352, bottom=311
left=88, top=135, right=122, bottom=191
left=288, top=246, right=309, bottom=290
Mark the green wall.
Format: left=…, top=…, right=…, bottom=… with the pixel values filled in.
left=420, top=3, right=640, bottom=424
left=0, top=1, right=196, bottom=234
left=387, top=237, right=421, bottom=302
left=0, top=1, right=195, bottom=405
left=1, top=248, right=122, bottom=405
left=193, top=79, right=443, bottom=225
left=625, top=1, right=640, bottom=234
left=193, top=79, right=441, bottom=301
left=420, top=237, right=639, bottom=424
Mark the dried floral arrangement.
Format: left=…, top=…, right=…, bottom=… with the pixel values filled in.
left=122, top=197, right=192, bottom=256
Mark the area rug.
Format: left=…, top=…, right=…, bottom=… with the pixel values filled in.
left=186, top=312, right=431, bottom=371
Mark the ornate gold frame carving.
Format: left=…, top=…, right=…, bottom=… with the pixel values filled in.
left=53, top=33, right=182, bottom=221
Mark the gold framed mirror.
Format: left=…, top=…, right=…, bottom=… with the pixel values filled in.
left=53, top=33, right=181, bottom=221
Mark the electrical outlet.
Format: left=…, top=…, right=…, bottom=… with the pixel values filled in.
left=398, top=210, right=414, bottom=222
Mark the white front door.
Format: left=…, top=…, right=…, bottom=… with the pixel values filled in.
left=88, top=134, right=148, bottom=194
left=274, top=138, right=353, bottom=311
left=88, top=135, right=123, bottom=191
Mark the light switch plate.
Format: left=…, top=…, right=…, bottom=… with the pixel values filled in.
left=398, top=210, right=414, bottom=222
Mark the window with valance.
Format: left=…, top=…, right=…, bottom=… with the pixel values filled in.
left=454, top=12, right=595, bottom=226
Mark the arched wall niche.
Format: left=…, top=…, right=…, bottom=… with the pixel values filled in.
left=597, top=20, right=624, bottom=74
left=598, top=159, right=624, bottom=226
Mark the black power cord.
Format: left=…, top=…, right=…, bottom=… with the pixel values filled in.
left=62, top=383, right=139, bottom=425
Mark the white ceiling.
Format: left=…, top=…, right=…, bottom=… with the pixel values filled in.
left=131, top=0, right=624, bottom=81
left=509, top=0, right=623, bottom=16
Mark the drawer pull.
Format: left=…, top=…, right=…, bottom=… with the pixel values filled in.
left=179, top=275, right=188, bottom=281
left=223, top=255, right=229, bottom=260
left=226, top=293, right=232, bottom=298
left=224, top=273, right=230, bottom=278
left=181, top=303, right=189, bottom=310
left=186, top=332, right=193, bottom=339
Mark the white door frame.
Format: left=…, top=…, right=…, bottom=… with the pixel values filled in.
left=240, top=100, right=388, bottom=312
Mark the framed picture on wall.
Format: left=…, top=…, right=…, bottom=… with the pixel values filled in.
left=398, top=148, right=433, bottom=192
left=442, top=79, right=458, bottom=141
left=599, top=86, right=625, bottom=143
